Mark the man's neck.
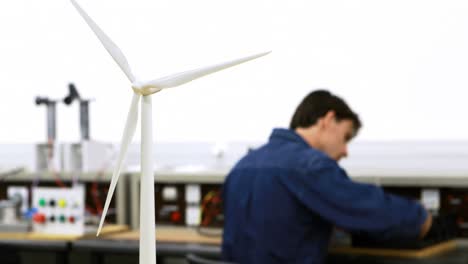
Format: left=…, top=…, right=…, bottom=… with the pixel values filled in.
left=295, top=127, right=321, bottom=150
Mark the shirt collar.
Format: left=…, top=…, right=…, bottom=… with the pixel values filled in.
left=269, top=128, right=310, bottom=148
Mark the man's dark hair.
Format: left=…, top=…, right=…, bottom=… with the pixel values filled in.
left=289, top=90, right=362, bottom=133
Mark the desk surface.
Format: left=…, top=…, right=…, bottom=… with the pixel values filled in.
left=107, top=226, right=221, bottom=245
left=1, top=225, right=458, bottom=260
left=0, top=224, right=128, bottom=241
left=330, top=240, right=457, bottom=259
left=81, top=226, right=459, bottom=259
left=73, top=227, right=221, bottom=257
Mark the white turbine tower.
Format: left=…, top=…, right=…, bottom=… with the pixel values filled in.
left=69, top=0, right=269, bottom=263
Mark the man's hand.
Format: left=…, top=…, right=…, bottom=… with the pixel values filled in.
left=419, top=211, right=432, bottom=239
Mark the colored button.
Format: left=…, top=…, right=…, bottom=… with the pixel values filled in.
left=49, top=215, right=56, bottom=222
left=170, top=211, right=181, bottom=222
left=39, top=198, right=46, bottom=207
left=59, top=215, right=66, bottom=223
left=58, top=199, right=67, bottom=208
left=33, top=213, right=46, bottom=224
left=69, top=216, right=75, bottom=223
left=49, top=199, right=56, bottom=207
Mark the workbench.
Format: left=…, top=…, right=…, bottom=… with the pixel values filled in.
left=72, top=227, right=222, bottom=263
left=0, top=225, right=128, bottom=264
left=2, top=225, right=468, bottom=264
left=71, top=226, right=468, bottom=264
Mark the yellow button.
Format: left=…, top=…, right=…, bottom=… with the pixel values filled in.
left=58, top=199, right=67, bottom=208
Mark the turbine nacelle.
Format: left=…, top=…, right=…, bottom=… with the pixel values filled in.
left=132, top=81, right=162, bottom=96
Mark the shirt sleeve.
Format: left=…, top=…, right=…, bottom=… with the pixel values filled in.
left=277, top=156, right=428, bottom=240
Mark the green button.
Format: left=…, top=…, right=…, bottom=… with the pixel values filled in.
left=39, top=198, right=46, bottom=207
left=59, top=215, right=66, bottom=223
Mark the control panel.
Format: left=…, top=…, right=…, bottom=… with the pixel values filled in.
left=155, top=183, right=224, bottom=227
left=384, top=186, right=468, bottom=238
left=440, top=188, right=468, bottom=237
left=155, top=184, right=186, bottom=226
left=0, top=180, right=120, bottom=227
left=153, top=183, right=468, bottom=234
left=31, top=185, right=85, bottom=235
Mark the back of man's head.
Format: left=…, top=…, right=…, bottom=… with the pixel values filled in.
left=289, top=90, right=362, bottom=132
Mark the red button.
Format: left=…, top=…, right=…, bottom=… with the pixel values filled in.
left=170, top=211, right=181, bottom=222
left=33, top=213, right=46, bottom=224
left=69, top=216, right=75, bottom=223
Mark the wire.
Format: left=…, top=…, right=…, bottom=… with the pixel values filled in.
left=197, top=190, right=223, bottom=237
left=200, top=190, right=222, bottom=227
left=91, top=182, right=103, bottom=214
left=200, top=190, right=215, bottom=225
left=46, top=139, right=66, bottom=188
left=90, top=144, right=116, bottom=216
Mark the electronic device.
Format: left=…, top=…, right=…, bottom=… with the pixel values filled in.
left=61, top=141, right=112, bottom=173
left=31, top=185, right=85, bottom=235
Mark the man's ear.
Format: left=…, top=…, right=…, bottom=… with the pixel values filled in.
left=323, top=110, right=336, bottom=127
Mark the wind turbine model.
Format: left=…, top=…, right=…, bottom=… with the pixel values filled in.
left=69, top=0, right=269, bottom=263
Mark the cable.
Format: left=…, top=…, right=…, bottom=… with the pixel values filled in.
left=197, top=189, right=223, bottom=237
left=47, top=139, right=66, bottom=188
left=200, top=190, right=223, bottom=227
left=91, top=144, right=116, bottom=216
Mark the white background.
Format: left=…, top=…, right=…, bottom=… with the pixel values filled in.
left=1, top=0, right=468, bottom=144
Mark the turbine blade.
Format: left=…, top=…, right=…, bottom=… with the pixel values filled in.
left=143, top=51, right=271, bottom=89
left=70, top=0, right=136, bottom=83
left=96, top=93, right=141, bottom=236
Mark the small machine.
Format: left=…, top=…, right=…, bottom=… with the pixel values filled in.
left=61, top=140, right=112, bottom=174
left=36, top=83, right=112, bottom=174
left=34, top=96, right=60, bottom=172
left=61, top=83, right=112, bottom=174
left=31, top=84, right=118, bottom=235
left=31, top=185, right=85, bottom=235
left=0, top=188, right=29, bottom=233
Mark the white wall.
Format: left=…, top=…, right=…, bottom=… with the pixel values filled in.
left=1, top=0, right=468, bottom=144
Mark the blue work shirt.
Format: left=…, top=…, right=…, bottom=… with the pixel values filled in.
left=222, top=128, right=427, bottom=264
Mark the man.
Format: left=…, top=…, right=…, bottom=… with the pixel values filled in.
left=222, top=90, right=432, bottom=264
